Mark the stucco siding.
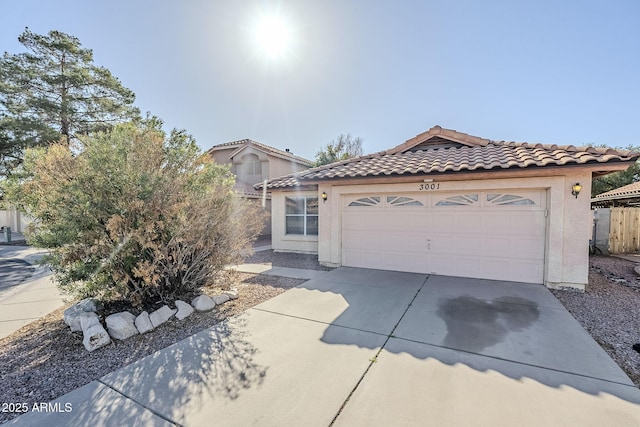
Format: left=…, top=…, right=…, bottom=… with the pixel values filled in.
left=271, top=190, right=318, bottom=254
left=309, top=170, right=595, bottom=289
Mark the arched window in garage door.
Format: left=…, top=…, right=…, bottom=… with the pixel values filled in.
left=348, top=197, right=381, bottom=207
left=435, top=194, right=479, bottom=206
left=386, top=196, right=423, bottom=207
left=487, top=194, right=536, bottom=206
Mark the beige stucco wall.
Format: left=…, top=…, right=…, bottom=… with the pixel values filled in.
left=268, top=156, right=308, bottom=180
left=209, top=149, right=233, bottom=166
left=271, top=190, right=318, bottom=253
left=272, top=169, right=595, bottom=290
left=0, top=207, right=33, bottom=233
left=210, top=144, right=311, bottom=239
left=210, top=146, right=309, bottom=184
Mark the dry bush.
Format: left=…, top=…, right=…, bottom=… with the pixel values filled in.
left=8, top=122, right=265, bottom=307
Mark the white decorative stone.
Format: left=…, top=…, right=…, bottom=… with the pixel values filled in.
left=79, top=312, right=100, bottom=333
left=64, top=307, right=88, bottom=332
left=175, top=300, right=194, bottom=320
left=76, top=298, right=103, bottom=312
left=223, top=288, right=239, bottom=300
left=191, top=295, right=215, bottom=312
left=83, top=323, right=111, bottom=352
left=64, top=298, right=104, bottom=332
left=213, top=294, right=230, bottom=305
left=135, top=311, right=154, bottom=334
left=149, top=305, right=176, bottom=328
left=105, top=312, right=138, bottom=340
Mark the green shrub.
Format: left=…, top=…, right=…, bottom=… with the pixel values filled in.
left=8, top=123, right=264, bottom=306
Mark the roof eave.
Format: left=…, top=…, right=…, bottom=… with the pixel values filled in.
left=263, top=160, right=637, bottom=190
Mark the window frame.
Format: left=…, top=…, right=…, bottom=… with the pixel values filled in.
left=285, top=196, right=319, bottom=236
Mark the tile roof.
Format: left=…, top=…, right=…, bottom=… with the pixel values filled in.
left=257, top=126, right=639, bottom=189
left=234, top=180, right=269, bottom=198
left=208, top=139, right=313, bottom=166
left=592, top=181, right=640, bottom=201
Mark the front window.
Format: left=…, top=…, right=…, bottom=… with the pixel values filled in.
left=285, top=196, right=318, bottom=235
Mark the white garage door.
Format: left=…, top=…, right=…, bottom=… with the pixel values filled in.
left=342, top=190, right=546, bottom=283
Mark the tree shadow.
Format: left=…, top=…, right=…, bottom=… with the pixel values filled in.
left=0, top=259, right=34, bottom=292
left=7, top=316, right=267, bottom=426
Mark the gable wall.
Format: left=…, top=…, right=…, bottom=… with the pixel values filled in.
left=210, top=146, right=310, bottom=184
left=269, top=156, right=309, bottom=180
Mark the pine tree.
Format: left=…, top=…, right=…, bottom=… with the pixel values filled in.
left=0, top=28, right=139, bottom=176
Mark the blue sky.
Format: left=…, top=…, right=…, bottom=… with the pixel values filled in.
left=1, top=0, right=639, bottom=160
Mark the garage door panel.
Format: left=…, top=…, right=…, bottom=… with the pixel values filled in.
left=510, top=261, right=544, bottom=282
left=453, top=214, right=483, bottom=231
left=429, top=254, right=457, bottom=275
left=483, top=237, right=511, bottom=257
left=344, top=249, right=427, bottom=273
left=452, top=257, right=485, bottom=277
left=342, top=190, right=546, bottom=284
left=511, top=238, right=545, bottom=259
left=431, top=215, right=456, bottom=229
left=343, top=250, right=386, bottom=270
left=386, top=253, right=427, bottom=273
left=453, top=236, right=482, bottom=253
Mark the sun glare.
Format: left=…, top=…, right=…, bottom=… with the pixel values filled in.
left=252, top=13, right=293, bottom=61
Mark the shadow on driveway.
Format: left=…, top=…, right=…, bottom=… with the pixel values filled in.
left=276, top=268, right=640, bottom=404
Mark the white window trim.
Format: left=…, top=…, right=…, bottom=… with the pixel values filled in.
left=285, top=196, right=318, bottom=236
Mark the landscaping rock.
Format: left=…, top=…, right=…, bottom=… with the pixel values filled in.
left=175, top=300, right=194, bottom=320
left=64, top=298, right=104, bottom=332
left=76, top=298, right=104, bottom=312
left=82, top=323, right=111, bottom=352
left=135, top=311, right=154, bottom=334
left=105, top=312, right=138, bottom=340
left=191, top=295, right=215, bottom=312
left=213, top=294, right=230, bottom=305
left=79, top=312, right=100, bottom=333
left=149, top=305, right=176, bottom=328
left=223, top=288, right=239, bottom=300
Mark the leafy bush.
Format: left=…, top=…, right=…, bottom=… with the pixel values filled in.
left=8, top=123, right=264, bottom=306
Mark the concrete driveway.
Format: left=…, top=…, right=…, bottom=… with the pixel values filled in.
left=10, top=268, right=640, bottom=426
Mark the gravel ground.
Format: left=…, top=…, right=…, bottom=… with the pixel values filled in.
left=551, top=255, right=640, bottom=387
left=0, top=272, right=305, bottom=424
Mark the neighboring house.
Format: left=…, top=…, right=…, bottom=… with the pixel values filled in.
left=208, top=139, right=313, bottom=234
left=591, top=181, right=640, bottom=207
left=591, top=182, right=640, bottom=255
left=257, top=125, right=639, bottom=290
left=0, top=206, right=32, bottom=234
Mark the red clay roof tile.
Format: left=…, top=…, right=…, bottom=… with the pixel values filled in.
left=593, top=181, right=640, bottom=201
left=257, top=126, right=639, bottom=189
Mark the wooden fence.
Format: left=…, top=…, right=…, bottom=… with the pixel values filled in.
left=608, top=207, right=640, bottom=254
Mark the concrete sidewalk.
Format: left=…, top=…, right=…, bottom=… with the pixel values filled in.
left=230, top=263, right=329, bottom=280
left=0, top=246, right=65, bottom=339
left=9, top=268, right=640, bottom=426
left=0, top=243, right=314, bottom=340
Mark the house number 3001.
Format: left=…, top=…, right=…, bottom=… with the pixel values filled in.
left=419, top=183, right=440, bottom=190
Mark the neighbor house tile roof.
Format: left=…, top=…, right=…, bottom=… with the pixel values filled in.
left=234, top=180, right=268, bottom=198
left=257, top=126, right=639, bottom=189
left=592, top=181, right=640, bottom=202
left=208, top=139, right=313, bottom=166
